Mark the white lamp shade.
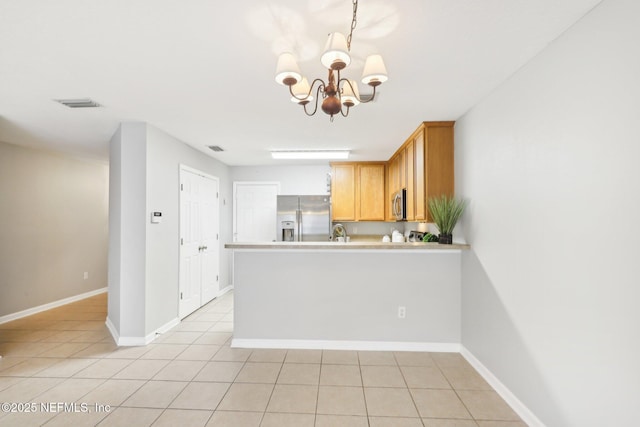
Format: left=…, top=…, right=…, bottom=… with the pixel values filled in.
left=320, top=32, right=351, bottom=70
left=290, top=77, right=314, bottom=103
left=341, top=79, right=360, bottom=106
left=275, top=52, right=302, bottom=86
left=361, top=54, right=388, bottom=85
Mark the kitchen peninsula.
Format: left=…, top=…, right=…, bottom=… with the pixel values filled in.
left=225, top=241, right=469, bottom=352
left=226, top=121, right=463, bottom=351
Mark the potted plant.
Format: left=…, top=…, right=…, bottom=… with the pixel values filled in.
left=428, top=195, right=467, bottom=244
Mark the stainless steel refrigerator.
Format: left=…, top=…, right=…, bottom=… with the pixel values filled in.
left=276, top=195, right=331, bottom=242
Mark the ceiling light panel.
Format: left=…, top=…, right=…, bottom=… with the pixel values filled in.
left=271, top=150, right=350, bottom=160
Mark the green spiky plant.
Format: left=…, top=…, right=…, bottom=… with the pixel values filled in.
left=428, top=195, right=467, bottom=244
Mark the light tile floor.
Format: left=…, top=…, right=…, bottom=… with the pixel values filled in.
left=0, top=292, right=526, bottom=427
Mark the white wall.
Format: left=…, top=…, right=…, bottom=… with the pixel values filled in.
left=234, top=250, right=461, bottom=346
left=145, top=125, right=232, bottom=335
left=0, top=141, right=108, bottom=318
left=232, top=165, right=330, bottom=195
left=108, top=123, right=147, bottom=338
left=108, top=122, right=232, bottom=341
left=455, top=0, right=640, bottom=425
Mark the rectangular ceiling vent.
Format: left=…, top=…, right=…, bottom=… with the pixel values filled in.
left=54, top=98, right=101, bottom=108
left=208, top=145, right=224, bottom=152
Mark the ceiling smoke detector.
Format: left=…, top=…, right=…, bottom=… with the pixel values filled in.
left=208, top=145, right=224, bottom=152
left=54, top=98, right=101, bottom=108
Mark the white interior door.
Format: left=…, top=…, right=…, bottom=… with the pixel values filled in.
left=233, top=182, right=280, bottom=242
left=200, top=176, right=219, bottom=305
left=179, top=167, right=220, bottom=319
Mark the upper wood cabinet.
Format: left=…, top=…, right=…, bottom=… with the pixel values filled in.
left=405, top=140, right=415, bottom=221
left=414, top=130, right=426, bottom=220
left=386, top=155, right=400, bottom=220
left=388, top=122, right=455, bottom=222
left=330, top=163, right=356, bottom=221
left=331, top=162, right=386, bottom=221
left=356, top=163, right=385, bottom=220
left=332, top=121, right=454, bottom=223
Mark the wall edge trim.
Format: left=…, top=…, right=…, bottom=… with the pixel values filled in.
left=108, top=317, right=180, bottom=347
left=0, top=287, right=107, bottom=325
left=231, top=339, right=460, bottom=352
left=461, top=345, right=545, bottom=427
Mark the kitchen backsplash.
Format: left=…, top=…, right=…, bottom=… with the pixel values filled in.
left=332, top=221, right=466, bottom=243
left=332, top=221, right=430, bottom=238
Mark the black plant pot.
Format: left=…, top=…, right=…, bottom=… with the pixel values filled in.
left=438, top=234, right=453, bottom=244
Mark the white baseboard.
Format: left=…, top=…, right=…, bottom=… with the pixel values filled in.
left=150, top=317, right=180, bottom=341
left=0, top=287, right=107, bottom=325
left=105, top=316, right=180, bottom=347
left=218, top=285, right=233, bottom=296
left=104, top=285, right=233, bottom=347
left=232, top=338, right=461, bottom=353
left=461, top=346, right=544, bottom=427
left=104, top=316, right=120, bottom=344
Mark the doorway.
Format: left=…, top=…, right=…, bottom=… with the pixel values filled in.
left=233, top=182, right=280, bottom=242
left=179, top=166, right=220, bottom=319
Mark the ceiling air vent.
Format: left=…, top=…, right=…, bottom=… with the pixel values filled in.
left=54, top=98, right=101, bottom=108
left=208, top=145, right=224, bottom=152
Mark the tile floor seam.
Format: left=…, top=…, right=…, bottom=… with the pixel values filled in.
left=261, top=357, right=286, bottom=417
left=395, top=353, right=427, bottom=427
left=356, top=351, right=374, bottom=424
left=450, top=377, right=481, bottom=422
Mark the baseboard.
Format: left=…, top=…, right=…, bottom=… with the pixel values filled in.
left=461, top=346, right=544, bottom=427
left=218, top=285, right=233, bottom=296
left=105, top=316, right=120, bottom=344
left=0, top=287, right=107, bottom=325
left=105, top=316, right=180, bottom=347
left=148, top=317, right=181, bottom=343
left=103, top=285, right=233, bottom=347
left=232, top=338, right=461, bottom=353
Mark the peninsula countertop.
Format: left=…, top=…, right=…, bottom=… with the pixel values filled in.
left=225, top=241, right=470, bottom=250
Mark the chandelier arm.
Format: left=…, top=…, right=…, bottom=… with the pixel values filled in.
left=340, top=105, right=350, bottom=118
left=302, top=84, right=326, bottom=116
left=338, top=78, right=378, bottom=104
left=289, top=78, right=327, bottom=102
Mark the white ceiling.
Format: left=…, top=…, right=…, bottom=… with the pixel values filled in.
left=0, top=0, right=601, bottom=166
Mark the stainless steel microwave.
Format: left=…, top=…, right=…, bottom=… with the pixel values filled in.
left=392, top=188, right=407, bottom=221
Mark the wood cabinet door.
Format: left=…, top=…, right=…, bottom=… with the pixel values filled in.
left=425, top=126, right=454, bottom=221
left=398, top=149, right=406, bottom=190
left=387, top=155, right=399, bottom=220
left=414, top=129, right=426, bottom=220
left=405, top=141, right=415, bottom=221
left=357, top=164, right=385, bottom=221
left=331, top=164, right=356, bottom=221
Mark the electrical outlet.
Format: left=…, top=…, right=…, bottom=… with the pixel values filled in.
left=398, top=306, right=406, bottom=319
left=83, top=272, right=89, bottom=280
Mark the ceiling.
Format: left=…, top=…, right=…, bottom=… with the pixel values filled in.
left=0, top=0, right=601, bottom=166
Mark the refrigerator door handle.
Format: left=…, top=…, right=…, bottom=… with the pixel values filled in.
left=296, top=209, right=302, bottom=241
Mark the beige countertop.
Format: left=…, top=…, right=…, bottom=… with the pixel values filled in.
left=225, top=241, right=470, bottom=250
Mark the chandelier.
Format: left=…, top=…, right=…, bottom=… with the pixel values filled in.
left=274, top=0, right=388, bottom=120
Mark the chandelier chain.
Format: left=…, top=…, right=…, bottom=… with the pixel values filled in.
left=346, top=0, right=358, bottom=51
